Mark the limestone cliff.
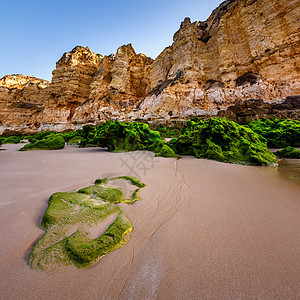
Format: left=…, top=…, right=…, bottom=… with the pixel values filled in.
left=42, top=46, right=100, bottom=127
left=72, top=44, right=153, bottom=124
left=137, top=0, right=300, bottom=119
left=0, top=75, right=49, bottom=132
left=0, top=0, right=299, bottom=133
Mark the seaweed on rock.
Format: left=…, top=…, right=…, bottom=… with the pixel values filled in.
left=20, top=135, right=65, bottom=151
left=275, top=146, right=300, bottom=159
left=28, top=176, right=145, bottom=270
left=248, top=118, right=300, bottom=148
left=155, top=125, right=181, bottom=138
left=80, top=121, right=161, bottom=152
left=155, top=144, right=177, bottom=158
left=170, top=118, right=276, bottom=165
left=0, top=135, right=23, bottom=144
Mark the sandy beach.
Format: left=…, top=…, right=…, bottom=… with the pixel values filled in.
left=0, top=144, right=299, bottom=299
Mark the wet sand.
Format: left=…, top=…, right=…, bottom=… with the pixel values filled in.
left=0, top=144, right=299, bottom=299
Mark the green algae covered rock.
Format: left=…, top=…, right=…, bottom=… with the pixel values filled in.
left=20, top=135, right=65, bottom=151
left=170, top=118, right=276, bottom=165
left=65, top=211, right=132, bottom=266
left=27, top=131, right=56, bottom=143
left=156, top=125, right=181, bottom=138
left=28, top=176, right=145, bottom=270
left=275, top=146, right=300, bottom=159
left=80, top=120, right=161, bottom=151
left=155, top=144, right=177, bottom=158
left=79, top=121, right=179, bottom=159
left=248, top=118, right=300, bottom=148
left=0, top=135, right=23, bottom=144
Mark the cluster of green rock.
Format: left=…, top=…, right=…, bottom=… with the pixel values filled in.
left=80, top=121, right=177, bottom=158
left=2, top=117, right=299, bottom=164
left=155, top=125, right=181, bottom=138
left=275, top=146, right=300, bottom=159
left=28, top=176, right=145, bottom=270
left=20, top=135, right=65, bottom=151
left=0, top=135, right=24, bottom=145
left=248, top=118, right=300, bottom=148
left=169, top=118, right=277, bottom=165
left=0, top=130, right=83, bottom=151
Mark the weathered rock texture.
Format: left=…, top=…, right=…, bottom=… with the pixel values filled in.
left=137, top=0, right=300, bottom=119
left=73, top=44, right=153, bottom=124
left=42, top=46, right=100, bottom=127
left=0, top=0, right=299, bottom=133
left=0, top=75, right=49, bottom=132
left=217, top=95, right=300, bottom=123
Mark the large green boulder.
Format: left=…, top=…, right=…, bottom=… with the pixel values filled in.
left=80, top=121, right=161, bottom=152
left=28, top=176, right=145, bottom=270
left=248, top=118, right=300, bottom=148
left=275, top=146, right=300, bottom=159
left=20, top=135, right=65, bottom=151
left=170, top=118, right=276, bottom=165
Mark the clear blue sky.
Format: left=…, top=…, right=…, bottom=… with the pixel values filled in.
left=1, top=0, right=224, bottom=81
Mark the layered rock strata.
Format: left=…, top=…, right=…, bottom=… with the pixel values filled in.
left=0, top=0, right=299, bottom=133
left=217, top=95, right=300, bottom=123
left=0, top=75, right=49, bottom=132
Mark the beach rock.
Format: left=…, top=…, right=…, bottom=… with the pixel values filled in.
left=28, top=176, right=145, bottom=270
left=217, top=96, right=300, bottom=123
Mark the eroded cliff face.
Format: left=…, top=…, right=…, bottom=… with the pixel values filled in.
left=0, top=0, right=299, bottom=133
left=0, top=75, right=49, bottom=132
left=72, top=44, right=153, bottom=124
left=137, top=0, right=300, bottom=119
left=42, top=46, right=100, bottom=127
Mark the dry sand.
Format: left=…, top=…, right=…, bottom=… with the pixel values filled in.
left=0, top=144, right=299, bottom=299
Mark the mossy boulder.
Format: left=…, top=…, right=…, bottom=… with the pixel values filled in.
left=80, top=121, right=161, bottom=151
left=155, top=144, right=177, bottom=158
left=78, top=185, right=124, bottom=204
left=275, top=147, right=300, bottom=159
left=28, top=176, right=145, bottom=270
left=27, top=131, right=56, bottom=143
left=0, top=135, right=23, bottom=144
left=156, top=125, right=181, bottom=138
left=65, top=212, right=132, bottom=265
left=170, top=118, right=276, bottom=165
left=20, top=135, right=65, bottom=151
left=248, top=118, right=300, bottom=148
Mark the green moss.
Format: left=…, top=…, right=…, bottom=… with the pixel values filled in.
left=108, top=176, right=145, bottom=188
left=156, top=125, right=181, bottom=138
left=78, top=185, right=124, bottom=203
left=20, top=135, right=65, bottom=151
left=171, top=118, right=276, bottom=165
left=80, top=121, right=161, bottom=151
left=27, top=131, right=56, bottom=143
left=28, top=176, right=145, bottom=270
left=248, top=118, right=300, bottom=148
left=41, top=192, right=91, bottom=229
left=65, top=212, right=132, bottom=267
left=0, top=135, right=23, bottom=144
left=155, top=144, right=177, bottom=158
left=275, top=147, right=300, bottom=159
